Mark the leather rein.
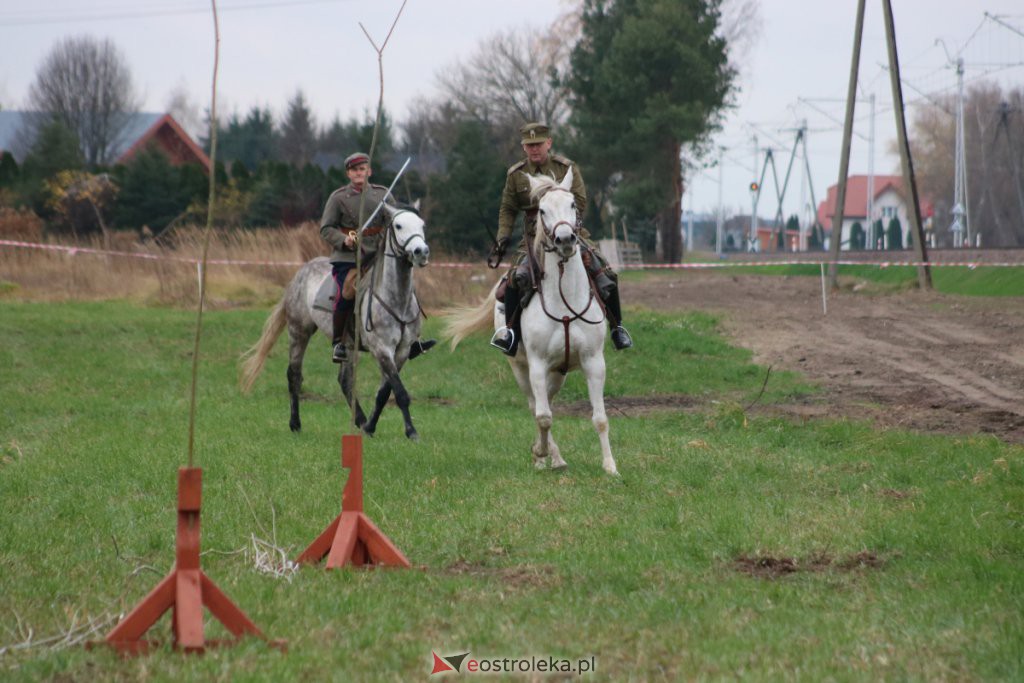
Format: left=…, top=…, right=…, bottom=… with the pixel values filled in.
left=364, top=210, right=426, bottom=335
left=526, top=187, right=605, bottom=375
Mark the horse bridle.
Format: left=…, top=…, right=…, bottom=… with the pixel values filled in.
left=364, top=209, right=427, bottom=334
left=383, top=209, right=427, bottom=263
left=529, top=186, right=606, bottom=374
left=536, top=187, right=579, bottom=255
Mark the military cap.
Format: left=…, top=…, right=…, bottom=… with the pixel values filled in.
left=344, top=152, right=370, bottom=169
left=520, top=122, right=551, bottom=145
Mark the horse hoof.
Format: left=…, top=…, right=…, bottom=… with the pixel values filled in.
left=406, top=429, right=419, bottom=441
left=290, top=421, right=301, bottom=433
left=551, top=461, right=568, bottom=472
left=362, top=426, right=375, bottom=438
left=533, top=458, right=547, bottom=470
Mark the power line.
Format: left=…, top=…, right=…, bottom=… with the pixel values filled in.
left=0, top=0, right=350, bottom=27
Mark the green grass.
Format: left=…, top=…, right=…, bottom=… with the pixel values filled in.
left=1, top=301, right=1022, bottom=680
left=625, top=262, right=1024, bottom=297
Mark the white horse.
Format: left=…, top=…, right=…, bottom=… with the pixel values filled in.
left=445, top=169, right=617, bottom=475
left=240, top=204, right=431, bottom=439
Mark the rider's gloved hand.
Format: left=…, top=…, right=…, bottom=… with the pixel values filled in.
left=488, top=237, right=509, bottom=268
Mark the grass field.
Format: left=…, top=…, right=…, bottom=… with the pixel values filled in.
left=1, top=299, right=1022, bottom=680
left=645, top=261, right=1024, bottom=297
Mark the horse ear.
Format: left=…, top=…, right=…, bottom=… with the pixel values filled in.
left=382, top=202, right=399, bottom=217
left=560, top=166, right=574, bottom=191
left=412, top=198, right=421, bottom=212
left=526, top=173, right=545, bottom=195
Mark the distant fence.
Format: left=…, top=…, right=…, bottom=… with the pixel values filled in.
left=3, top=239, right=1024, bottom=270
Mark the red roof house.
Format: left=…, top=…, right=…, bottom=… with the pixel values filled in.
left=115, top=113, right=210, bottom=172
left=816, top=175, right=933, bottom=250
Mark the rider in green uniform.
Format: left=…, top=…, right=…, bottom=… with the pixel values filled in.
left=489, top=122, right=632, bottom=356
left=319, top=152, right=435, bottom=363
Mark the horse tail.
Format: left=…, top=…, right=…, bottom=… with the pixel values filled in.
left=239, top=298, right=287, bottom=394
left=443, top=281, right=500, bottom=350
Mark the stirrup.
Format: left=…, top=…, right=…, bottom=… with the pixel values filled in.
left=489, top=327, right=516, bottom=356
left=331, top=342, right=348, bottom=364
left=610, top=326, right=633, bottom=350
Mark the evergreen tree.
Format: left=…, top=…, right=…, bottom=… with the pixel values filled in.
left=18, top=120, right=84, bottom=214
left=112, top=144, right=199, bottom=231
left=279, top=91, right=318, bottom=167
left=567, top=0, right=735, bottom=262
left=430, top=120, right=507, bottom=253
left=209, top=106, right=278, bottom=170
left=850, top=221, right=865, bottom=249
left=872, top=218, right=884, bottom=249
left=0, top=152, right=19, bottom=188
left=887, top=216, right=903, bottom=250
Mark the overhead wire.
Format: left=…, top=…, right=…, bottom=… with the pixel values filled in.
left=0, top=0, right=350, bottom=27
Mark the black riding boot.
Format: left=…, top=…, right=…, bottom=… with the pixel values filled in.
left=408, top=338, right=437, bottom=360
left=490, top=279, right=521, bottom=356
left=603, top=286, right=633, bottom=350
left=332, top=306, right=353, bottom=363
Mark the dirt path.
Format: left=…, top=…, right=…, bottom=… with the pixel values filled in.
left=624, top=272, right=1024, bottom=444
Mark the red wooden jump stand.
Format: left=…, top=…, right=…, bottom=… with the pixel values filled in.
left=96, top=468, right=284, bottom=655
left=296, top=434, right=410, bottom=569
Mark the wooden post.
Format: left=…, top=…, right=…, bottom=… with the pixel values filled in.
left=94, top=468, right=283, bottom=655
left=881, top=0, right=932, bottom=289
left=296, top=435, right=410, bottom=569
left=827, top=0, right=867, bottom=288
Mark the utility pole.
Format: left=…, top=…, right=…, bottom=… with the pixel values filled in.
left=882, top=0, right=931, bottom=287
left=803, top=127, right=820, bottom=251
left=829, top=0, right=930, bottom=289
left=826, top=0, right=866, bottom=286
left=951, top=57, right=968, bottom=247
left=750, top=135, right=759, bottom=251
left=867, top=92, right=876, bottom=249
left=716, top=146, right=724, bottom=255
left=799, top=121, right=808, bottom=251
left=687, top=180, right=695, bottom=252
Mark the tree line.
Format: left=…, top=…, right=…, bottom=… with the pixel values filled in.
left=1, top=1, right=749, bottom=261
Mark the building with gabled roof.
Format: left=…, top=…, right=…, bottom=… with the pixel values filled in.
left=816, top=174, right=933, bottom=250
left=0, top=111, right=209, bottom=173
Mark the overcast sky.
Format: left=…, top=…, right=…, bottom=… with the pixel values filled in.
left=1, top=0, right=1023, bottom=221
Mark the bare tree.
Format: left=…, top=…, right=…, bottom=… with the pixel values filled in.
left=27, top=36, right=140, bottom=167
left=907, top=82, right=1024, bottom=247
left=436, top=26, right=572, bottom=152
left=165, top=82, right=203, bottom=141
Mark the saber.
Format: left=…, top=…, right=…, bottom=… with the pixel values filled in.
left=360, top=156, right=412, bottom=232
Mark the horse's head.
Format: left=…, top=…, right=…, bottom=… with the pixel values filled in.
left=383, top=202, right=430, bottom=267
left=528, top=168, right=578, bottom=261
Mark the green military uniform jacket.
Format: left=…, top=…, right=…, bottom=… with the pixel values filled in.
left=497, top=153, right=586, bottom=247
left=319, top=183, right=391, bottom=264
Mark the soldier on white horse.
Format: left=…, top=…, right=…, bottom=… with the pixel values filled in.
left=445, top=168, right=619, bottom=475
left=488, top=122, right=632, bottom=356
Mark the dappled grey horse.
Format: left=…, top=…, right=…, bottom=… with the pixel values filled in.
left=240, top=204, right=431, bottom=438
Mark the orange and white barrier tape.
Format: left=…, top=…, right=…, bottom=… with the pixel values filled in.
left=1, top=239, right=1021, bottom=269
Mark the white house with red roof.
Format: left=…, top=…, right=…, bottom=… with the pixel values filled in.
left=817, top=174, right=933, bottom=250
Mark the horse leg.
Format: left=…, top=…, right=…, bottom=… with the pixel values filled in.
left=509, top=360, right=547, bottom=469
left=580, top=352, right=617, bottom=475
left=546, top=371, right=568, bottom=470
left=338, top=360, right=367, bottom=428
left=376, top=356, right=418, bottom=440
left=287, top=328, right=312, bottom=433
left=527, top=360, right=553, bottom=467
left=362, top=375, right=392, bottom=437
